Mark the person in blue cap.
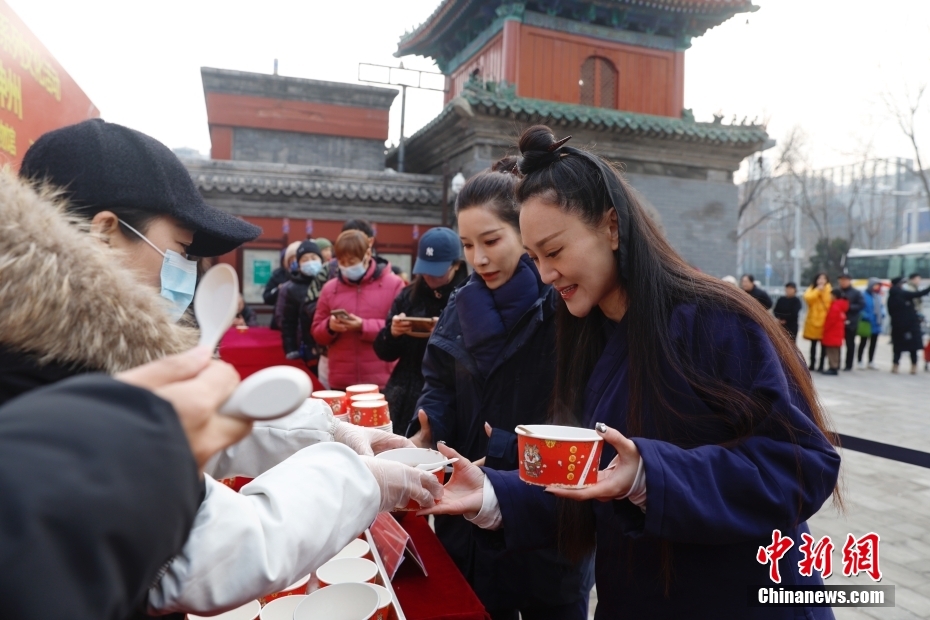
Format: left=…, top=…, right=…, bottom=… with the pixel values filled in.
left=374, top=227, right=468, bottom=434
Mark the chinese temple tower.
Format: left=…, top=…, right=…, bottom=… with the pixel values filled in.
left=393, top=0, right=770, bottom=276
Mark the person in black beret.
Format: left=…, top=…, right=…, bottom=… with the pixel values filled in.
left=19, top=118, right=261, bottom=321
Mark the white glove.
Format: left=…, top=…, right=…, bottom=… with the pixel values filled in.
left=333, top=421, right=415, bottom=457
left=360, top=456, right=444, bottom=513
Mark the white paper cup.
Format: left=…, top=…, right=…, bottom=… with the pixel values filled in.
left=293, top=583, right=379, bottom=620
left=368, top=584, right=394, bottom=620
left=333, top=538, right=371, bottom=561
left=188, top=599, right=260, bottom=620
left=316, top=558, right=378, bottom=587
left=259, top=595, right=307, bottom=620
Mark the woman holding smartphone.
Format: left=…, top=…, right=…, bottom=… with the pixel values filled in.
left=408, top=160, right=594, bottom=620
left=373, top=227, right=468, bottom=434
left=312, top=230, right=404, bottom=390
left=421, top=126, right=841, bottom=619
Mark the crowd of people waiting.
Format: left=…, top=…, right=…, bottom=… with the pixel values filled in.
left=734, top=269, right=930, bottom=374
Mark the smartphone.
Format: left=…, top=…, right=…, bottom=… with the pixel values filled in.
left=404, top=316, right=437, bottom=335
left=330, top=309, right=351, bottom=320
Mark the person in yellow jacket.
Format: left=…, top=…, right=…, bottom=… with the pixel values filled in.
left=803, top=273, right=833, bottom=372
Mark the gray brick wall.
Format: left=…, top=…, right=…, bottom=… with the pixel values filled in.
left=232, top=128, right=386, bottom=171
left=625, top=172, right=738, bottom=278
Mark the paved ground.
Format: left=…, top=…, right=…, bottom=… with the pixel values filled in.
left=586, top=335, right=930, bottom=619
left=808, top=335, right=930, bottom=619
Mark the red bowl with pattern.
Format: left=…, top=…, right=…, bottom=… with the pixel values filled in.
left=345, top=384, right=379, bottom=397
left=515, top=425, right=603, bottom=488
left=375, top=448, right=447, bottom=510
left=312, top=390, right=348, bottom=416
left=349, top=400, right=390, bottom=427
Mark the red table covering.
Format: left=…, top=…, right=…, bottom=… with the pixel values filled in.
left=392, top=516, right=490, bottom=620
left=218, top=326, right=323, bottom=391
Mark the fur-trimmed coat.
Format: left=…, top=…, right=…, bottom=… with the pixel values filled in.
left=0, top=170, right=197, bottom=404
left=0, top=171, right=379, bottom=616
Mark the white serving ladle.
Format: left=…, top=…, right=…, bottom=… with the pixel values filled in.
left=194, top=264, right=311, bottom=420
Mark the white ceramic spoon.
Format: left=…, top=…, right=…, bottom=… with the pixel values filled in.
left=194, top=264, right=311, bottom=420
left=194, top=263, right=239, bottom=351
left=416, top=458, right=458, bottom=470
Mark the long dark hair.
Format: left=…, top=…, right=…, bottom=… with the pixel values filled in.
left=515, top=126, right=840, bottom=574
left=454, top=156, right=522, bottom=228
left=810, top=272, right=828, bottom=288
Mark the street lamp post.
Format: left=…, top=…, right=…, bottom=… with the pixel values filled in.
left=358, top=63, right=447, bottom=173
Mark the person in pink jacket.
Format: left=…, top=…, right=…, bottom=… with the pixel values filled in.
left=312, top=230, right=405, bottom=390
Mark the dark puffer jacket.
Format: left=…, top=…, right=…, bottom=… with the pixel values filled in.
left=281, top=267, right=329, bottom=360
left=411, top=255, right=594, bottom=612
left=373, top=265, right=468, bottom=434
left=888, top=284, right=930, bottom=352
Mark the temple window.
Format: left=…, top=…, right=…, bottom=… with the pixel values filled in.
left=579, top=56, right=617, bottom=109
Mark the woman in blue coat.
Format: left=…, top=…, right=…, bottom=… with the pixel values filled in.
left=421, top=126, right=841, bottom=619
left=408, top=158, right=594, bottom=620
left=857, top=278, right=884, bottom=369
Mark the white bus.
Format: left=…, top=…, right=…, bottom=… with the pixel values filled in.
left=846, top=244, right=930, bottom=329
left=846, top=243, right=930, bottom=284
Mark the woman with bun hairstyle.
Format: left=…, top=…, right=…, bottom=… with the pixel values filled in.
left=409, top=158, right=594, bottom=620
left=421, top=126, right=841, bottom=619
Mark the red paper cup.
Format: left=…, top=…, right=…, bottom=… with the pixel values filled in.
left=259, top=573, right=311, bottom=605
left=333, top=538, right=372, bottom=561
left=376, top=448, right=448, bottom=510
left=294, top=583, right=379, bottom=620
left=312, top=390, right=348, bottom=416
left=315, top=558, right=378, bottom=587
left=259, top=595, right=307, bottom=620
left=349, top=401, right=390, bottom=427
left=345, top=384, right=379, bottom=397
left=515, top=425, right=604, bottom=487
left=349, top=393, right=384, bottom=404
left=367, top=584, right=394, bottom=620
left=188, top=599, right=260, bottom=620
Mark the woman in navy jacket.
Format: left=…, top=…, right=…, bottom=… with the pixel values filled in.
left=408, top=159, right=594, bottom=620
left=421, top=127, right=841, bottom=619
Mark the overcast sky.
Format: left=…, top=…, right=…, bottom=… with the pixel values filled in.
left=10, top=0, right=930, bottom=171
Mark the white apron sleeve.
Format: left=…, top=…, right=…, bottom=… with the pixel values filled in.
left=148, top=442, right=379, bottom=615
left=204, top=398, right=335, bottom=479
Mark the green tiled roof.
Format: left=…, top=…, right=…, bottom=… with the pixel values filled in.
left=407, top=82, right=768, bottom=148
left=397, top=0, right=758, bottom=66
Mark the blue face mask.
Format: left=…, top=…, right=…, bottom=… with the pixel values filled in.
left=300, top=259, right=323, bottom=277
left=120, top=220, right=198, bottom=322
left=289, top=260, right=299, bottom=273
left=340, top=261, right=367, bottom=281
